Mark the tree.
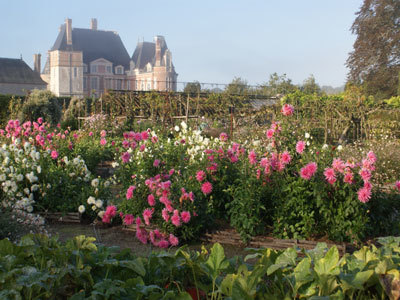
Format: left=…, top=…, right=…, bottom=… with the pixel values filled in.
left=183, top=81, right=201, bottom=94
left=267, top=72, right=297, bottom=96
left=346, top=0, right=400, bottom=99
left=225, top=77, right=249, bottom=95
left=301, top=74, right=321, bottom=95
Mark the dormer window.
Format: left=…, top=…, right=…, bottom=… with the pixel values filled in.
left=115, top=66, right=123, bottom=74
left=146, top=63, right=152, bottom=72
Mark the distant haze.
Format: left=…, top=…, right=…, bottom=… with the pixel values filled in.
left=0, top=0, right=362, bottom=88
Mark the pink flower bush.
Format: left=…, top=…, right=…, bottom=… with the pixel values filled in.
left=121, top=152, right=131, bottom=163
left=280, top=151, right=291, bottom=165
left=367, top=151, right=377, bottom=164
left=126, top=185, right=136, bottom=200
left=219, top=132, right=228, bottom=142
left=266, top=129, right=274, bottom=139
left=281, top=103, right=294, bottom=116
left=169, top=234, right=179, bottom=246
left=357, top=186, right=371, bottom=203
left=344, top=172, right=354, bottom=184
left=324, top=168, right=336, bottom=185
left=296, top=141, right=306, bottom=154
left=51, top=150, right=59, bottom=160
left=153, top=159, right=160, bottom=167
left=147, top=194, right=155, bottom=206
left=162, top=208, right=170, bottom=222
left=181, top=211, right=191, bottom=223
left=300, top=162, right=317, bottom=180
left=124, top=214, right=134, bottom=225
left=143, top=208, right=153, bottom=225
left=196, top=170, right=206, bottom=182
left=248, top=151, right=257, bottom=165
left=171, top=211, right=181, bottom=227
left=201, top=181, right=213, bottom=195
left=395, top=181, right=400, bottom=192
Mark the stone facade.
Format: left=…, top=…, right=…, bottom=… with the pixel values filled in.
left=42, top=19, right=178, bottom=97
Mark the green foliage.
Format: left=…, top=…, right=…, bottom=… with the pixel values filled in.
left=301, top=74, right=322, bottom=95
left=19, top=90, right=62, bottom=125
left=347, top=0, right=400, bottom=99
left=225, top=77, right=249, bottom=95
left=1, top=235, right=400, bottom=299
left=183, top=81, right=201, bottom=94
left=385, top=96, right=400, bottom=108
left=0, top=208, right=37, bottom=241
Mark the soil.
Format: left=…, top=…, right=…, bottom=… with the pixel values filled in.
left=46, top=222, right=248, bottom=258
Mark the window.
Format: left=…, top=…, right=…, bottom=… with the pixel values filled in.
left=105, top=78, right=112, bottom=90
left=147, top=79, right=151, bottom=90
left=90, top=65, right=97, bottom=73
left=116, top=79, right=122, bottom=90
left=106, top=66, right=112, bottom=73
left=127, top=80, right=130, bottom=90
left=83, top=64, right=88, bottom=73
left=74, top=67, right=77, bottom=78
left=153, top=78, right=157, bottom=90
left=116, top=66, right=123, bottom=74
left=91, top=77, right=98, bottom=90
left=83, top=77, right=87, bottom=90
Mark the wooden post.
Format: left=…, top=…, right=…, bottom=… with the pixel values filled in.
left=185, top=95, right=190, bottom=123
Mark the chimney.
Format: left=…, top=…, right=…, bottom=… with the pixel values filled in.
left=66, top=18, right=72, bottom=45
left=90, top=18, right=97, bottom=30
left=33, top=54, right=41, bottom=73
left=154, top=36, right=162, bottom=67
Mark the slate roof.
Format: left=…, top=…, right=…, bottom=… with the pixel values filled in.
left=51, top=25, right=131, bottom=69
left=0, top=58, right=46, bottom=85
left=131, top=39, right=169, bottom=70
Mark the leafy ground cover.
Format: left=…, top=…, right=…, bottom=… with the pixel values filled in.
left=1, top=234, right=400, bottom=299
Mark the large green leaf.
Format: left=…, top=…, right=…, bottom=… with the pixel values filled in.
left=119, top=258, right=146, bottom=277
left=205, top=243, right=229, bottom=280
left=267, top=247, right=297, bottom=275
left=339, top=270, right=374, bottom=291
left=314, top=247, right=339, bottom=276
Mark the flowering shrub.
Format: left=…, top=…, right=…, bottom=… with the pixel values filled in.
left=0, top=118, right=112, bottom=230
left=105, top=106, right=400, bottom=246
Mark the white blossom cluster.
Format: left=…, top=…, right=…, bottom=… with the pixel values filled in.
left=0, top=140, right=98, bottom=229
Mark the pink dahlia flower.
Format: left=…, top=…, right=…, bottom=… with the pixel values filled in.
left=201, top=181, right=213, bottom=195
left=296, top=141, right=306, bottom=154
left=281, top=103, right=294, bottom=116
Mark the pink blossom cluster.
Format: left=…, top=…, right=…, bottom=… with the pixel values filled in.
left=300, top=162, right=318, bottom=180
left=266, top=122, right=281, bottom=140
left=281, top=103, right=294, bottom=116
left=356, top=151, right=377, bottom=203
left=102, top=205, right=117, bottom=223
left=3, top=118, right=56, bottom=150
left=115, top=170, right=196, bottom=247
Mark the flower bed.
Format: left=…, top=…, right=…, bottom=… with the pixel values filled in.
left=1, top=104, right=399, bottom=247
